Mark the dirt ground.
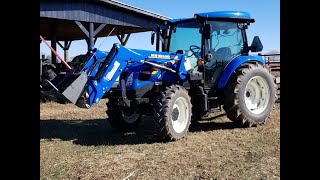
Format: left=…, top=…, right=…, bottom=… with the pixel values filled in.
left=40, top=100, right=280, bottom=180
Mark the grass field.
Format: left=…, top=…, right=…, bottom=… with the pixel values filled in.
left=40, top=99, right=280, bottom=180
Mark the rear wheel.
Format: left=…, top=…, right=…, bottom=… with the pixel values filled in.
left=154, top=85, right=192, bottom=141
left=106, top=99, right=142, bottom=131
left=223, top=63, right=277, bottom=127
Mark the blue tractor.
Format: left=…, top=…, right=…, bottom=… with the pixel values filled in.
left=40, top=11, right=277, bottom=141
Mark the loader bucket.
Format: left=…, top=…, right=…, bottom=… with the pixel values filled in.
left=40, top=72, right=88, bottom=104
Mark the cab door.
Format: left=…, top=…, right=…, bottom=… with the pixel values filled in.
left=203, top=21, right=245, bottom=89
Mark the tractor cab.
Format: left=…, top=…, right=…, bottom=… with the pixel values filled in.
left=165, top=11, right=262, bottom=89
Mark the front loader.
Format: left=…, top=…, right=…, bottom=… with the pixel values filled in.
left=40, top=11, right=277, bottom=141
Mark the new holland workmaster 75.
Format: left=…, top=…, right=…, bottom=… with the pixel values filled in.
left=40, top=11, right=277, bottom=141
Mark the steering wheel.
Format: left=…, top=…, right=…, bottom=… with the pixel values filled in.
left=189, top=45, right=201, bottom=58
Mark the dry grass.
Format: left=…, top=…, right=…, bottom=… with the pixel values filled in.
left=40, top=99, right=280, bottom=180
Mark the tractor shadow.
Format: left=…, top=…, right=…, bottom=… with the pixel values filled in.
left=40, top=113, right=240, bottom=146
left=40, top=117, right=158, bottom=146
left=189, top=113, right=244, bottom=132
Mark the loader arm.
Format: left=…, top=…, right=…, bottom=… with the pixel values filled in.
left=75, top=43, right=148, bottom=108
left=40, top=43, right=148, bottom=108
left=41, top=43, right=188, bottom=108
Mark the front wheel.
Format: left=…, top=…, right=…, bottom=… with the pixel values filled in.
left=154, top=85, right=192, bottom=141
left=106, top=99, right=142, bottom=131
left=223, top=63, right=277, bottom=127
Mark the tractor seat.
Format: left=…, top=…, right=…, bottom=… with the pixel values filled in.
left=205, top=47, right=231, bottom=69
left=212, top=47, right=232, bottom=62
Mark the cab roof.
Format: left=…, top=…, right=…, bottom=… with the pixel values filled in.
left=167, top=11, right=255, bottom=25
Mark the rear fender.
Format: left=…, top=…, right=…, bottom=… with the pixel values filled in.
left=216, top=56, right=264, bottom=89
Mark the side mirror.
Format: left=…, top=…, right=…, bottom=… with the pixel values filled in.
left=203, top=24, right=212, bottom=39
left=151, top=32, right=155, bottom=45
left=249, top=36, right=263, bottom=52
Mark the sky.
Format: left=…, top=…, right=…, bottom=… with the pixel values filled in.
left=40, top=0, right=280, bottom=60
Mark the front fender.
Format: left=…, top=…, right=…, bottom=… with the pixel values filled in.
left=217, top=56, right=265, bottom=89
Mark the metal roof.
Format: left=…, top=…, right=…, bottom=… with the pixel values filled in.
left=99, top=0, right=170, bottom=20
left=40, top=0, right=171, bottom=41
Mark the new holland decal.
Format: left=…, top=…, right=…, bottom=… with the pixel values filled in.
left=148, top=54, right=171, bottom=59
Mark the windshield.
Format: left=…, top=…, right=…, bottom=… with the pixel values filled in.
left=169, top=21, right=201, bottom=68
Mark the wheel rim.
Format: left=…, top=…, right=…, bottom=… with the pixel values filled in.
left=172, top=97, right=189, bottom=133
left=121, top=109, right=140, bottom=123
left=244, top=76, right=270, bottom=114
